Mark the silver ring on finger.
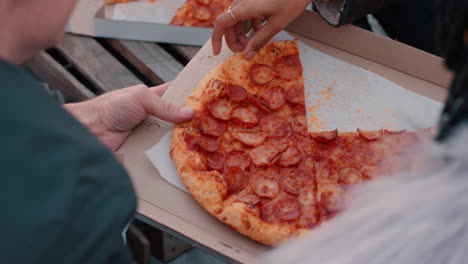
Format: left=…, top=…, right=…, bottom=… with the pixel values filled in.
left=228, top=5, right=238, bottom=22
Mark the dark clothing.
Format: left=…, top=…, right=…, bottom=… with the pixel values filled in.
left=315, top=0, right=440, bottom=55
left=435, top=0, right=468, bottom=141
left=0, top=60, right=136, bottom=263
left=315, top=0, right=397, bottom=27
left=373, top=0, right=439, bottom=55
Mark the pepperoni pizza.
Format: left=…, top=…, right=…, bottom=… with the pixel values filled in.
left=170, top=0, right=233, bottom=28
left=104, top=0, right=231, bottom=28
left=170, top=40, right=431, bottom=245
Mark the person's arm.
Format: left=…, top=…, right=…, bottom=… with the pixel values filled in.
left=212, top=0, right=402, bottom=58
left=64, top=82, right=195, bottom=151
left=212, top=0, right=312, bottom=59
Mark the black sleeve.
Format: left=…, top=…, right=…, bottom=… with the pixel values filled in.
left=435, top=0, right=468, bottom=141
left=314, top=0, right=405, bottom=26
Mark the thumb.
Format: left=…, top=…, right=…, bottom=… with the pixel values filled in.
left=144, top=95, right=195, bottom=123
left=212, top=0, right=258, bottom=55
left=149, top=81, right=172, bottom=97
left=243, top=17, right=285, bottom=59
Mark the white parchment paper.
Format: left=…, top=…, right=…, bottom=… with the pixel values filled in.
left=112, top=0, right=185, bottom=24
left=146, top=32, right=443, bottom=191
left=299, top=41, right=442, bottom=132
left=146, top=131, right=188, bottom=191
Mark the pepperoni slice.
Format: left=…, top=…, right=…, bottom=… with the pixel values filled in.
left=207, top=98, right=233, bottom=120
left=193, top=6, right=212, bottom=21
left=290, top=134, right=313, bottom=155
left=210, top=2, right=224, bottom=16
left=183, top=127, right=200, bottom=151
left=249, top=145, right=281, bottom=167
left=232, top=108, right=259, bottom=125
left=248, top=95, right=271, bottom=113
left=274, top=197, right=301, bottom=221
left=251, top=172, right=280, bottom=198
left=298, top=156, right=316, bottom=171
left=383, top=129, right=407, bottom=135
left=291, top=115, right=308, bottom=136
left=298, top=204, right=319, bottom=228
left=259, top=114, right=291, bottom=138
left=284, top=85, right=305, bottom=106
left=258, top=86, right=285, bottom=110
left=225, top=150, right=250, bottom=169
left=311, top=129, right=338, bottom=143
left=279, top=170, right=309, bottom=195
left=202, top=152, right=224, bottom=171
left=273, top=55, right=302, bottom=80
left=199, top=115, right=227, bottom=137
left=249, top=64, right=276, bottom=85
left=194, top=136, right=220, bottom=152
left=357, top=128, right=383, bottom=141
left=196, top=0, right=211, bottom=5
left=227, top=85, right=247, bottom=102
left=267, top=137, right=290, bottom=153
left=277, top=146, right=302, bottom=167
left=224, top=167, right=249, bottom=195
left=231, top=130, right=265, bottom=146
left=338, top=167, right=363, bottom=185
left=320, top=190, right=343, bottom=218
left=260, top=200, right=278, bottom=223
left=236, top=186, right=261, bottom=205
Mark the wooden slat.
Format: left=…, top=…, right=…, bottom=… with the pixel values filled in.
left=106, top=40, right=184, bottom=84
left=55, top=34, right=141, bottom=93
left=25, top=51, right=95, bottom=101
left=172, top=45, right=201, bottom=61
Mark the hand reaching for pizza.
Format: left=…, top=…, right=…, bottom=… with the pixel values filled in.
left=65, top=83, right=195, bottom=152
left=212, top=0, right=312, bottom=59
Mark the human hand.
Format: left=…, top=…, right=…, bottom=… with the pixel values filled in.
left=212, top=0, right=312, bottom=59
left=65, top=83, right=195, bottom=151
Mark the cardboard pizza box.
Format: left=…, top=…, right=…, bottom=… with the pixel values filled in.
left=117, top=10, right=453, bottom=263
left=67, top=0, right=213, bottom=45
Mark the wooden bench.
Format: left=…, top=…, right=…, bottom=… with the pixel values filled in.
left=26, top=34, right=200, bottom=101
left=25, top=34, right=208, bottom=264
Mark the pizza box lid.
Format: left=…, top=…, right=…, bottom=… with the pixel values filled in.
left=67, top=0, right=213, bottom=46
left=117, top=10, right=453, bottom=263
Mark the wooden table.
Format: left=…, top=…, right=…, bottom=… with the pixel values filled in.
left=26, top=34, right=200, bottom=102
left=24, top=34, right=232, bottom=263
